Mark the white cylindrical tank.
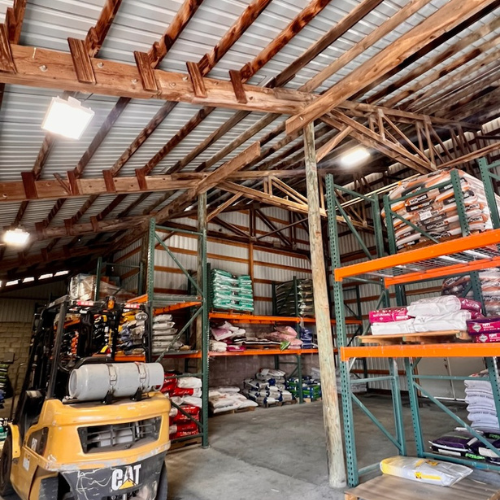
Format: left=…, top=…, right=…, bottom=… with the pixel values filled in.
left=68, top=362, right=164, bottom=401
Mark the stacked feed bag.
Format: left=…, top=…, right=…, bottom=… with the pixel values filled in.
left=464, top=370, right=500, bottom=433
left=210, top=269, right=254, bottom=312
left=275, top=279, right=314, bottom=317
left=0, top=363, right=8, bottom=409
left=209, top=387, right=258, bottom=414
left=287, top=376, right=322, bottom=401
left=243, top=368, right=294, bottom=406
left=0, top=418, right=7, bottom=442
left=260, top=325, right=303, bottom=349
left=161, top=373, right=203, bottom=439
left=209, top=321, right=247, bottom=353
left=368, top=296, right=481, bottom=336
left=118, top=310, right=147, bottom=354
left=443, top=270, right=500, bottom=317
left=152, top=314, right=180, bottom=355
left=383, top=168, right=500, bottom=252
left=430, top=428, right=500, bottom=464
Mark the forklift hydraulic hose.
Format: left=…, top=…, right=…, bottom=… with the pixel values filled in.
left=68, top=362, right=164, bottom=401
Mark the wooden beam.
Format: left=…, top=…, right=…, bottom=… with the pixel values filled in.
left=377, top=14, right=500, bottom=108
left=68, top=37, right=96, bottom=84
left=303, top=121, right=346, bottom=488
left=0, top=24, right=16, bottom=73
left=0, top=43, right=313, bottom=114
left=229, top=70, right=247, bottom=104
left=316, top=126, right=352, bottom=162
left=5, top=0, right=27, bottom=44
left=325, top=111, right=434, bottom=174
left=149, top=0, right=204, bottom=66
left=207, top=193, right=242, bottom=222
left=186, top=61, right=207, bottom=98
left=239, top=0, right=334, bottom=81
left=196, top=142, right=260, bottom=194
left=86, top=0, right=123, bottom=56
left=286, top=0, right=497, bottom=134
left=276, top=0, right=385, bottom=89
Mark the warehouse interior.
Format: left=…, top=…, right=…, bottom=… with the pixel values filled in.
left=1, top=0, right=500, bottom=498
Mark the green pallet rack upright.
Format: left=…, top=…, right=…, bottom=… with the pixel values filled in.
left=327, top=165, right=500, bottom=487
left=146, top=218, right=210, bottom=448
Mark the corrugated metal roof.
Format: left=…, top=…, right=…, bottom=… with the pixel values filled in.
left=0, top=0, right=498, bottom=277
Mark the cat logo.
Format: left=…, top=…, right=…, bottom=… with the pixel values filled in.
left=111, top=464, right=142, bottom=491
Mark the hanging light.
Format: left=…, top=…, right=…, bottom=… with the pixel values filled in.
left=41, top=96, right=95, bottom=139
left=3, top=227, right=30, bottom=247
left=340, top=147, right=371, bottom=167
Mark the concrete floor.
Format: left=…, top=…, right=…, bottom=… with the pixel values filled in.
left=166, top=394, right=500, bottom=499
left=2, top=394, right=500, bottom=499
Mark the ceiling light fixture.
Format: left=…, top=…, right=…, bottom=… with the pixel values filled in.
left=3, top=227, right=30, bottom=247
left=340, top=147, right=371, bottom=167
left=42, top=96, right=95, bottom=140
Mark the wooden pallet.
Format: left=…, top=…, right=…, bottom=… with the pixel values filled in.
left=345, top=475, right=500, bottom=500
left=169, top=436, right=202, bottom=453
left=209, top=406, right=256, bottom=417
left=262, top=399, right=297, bottom=408
left=359, top=330, right=470, bottom=346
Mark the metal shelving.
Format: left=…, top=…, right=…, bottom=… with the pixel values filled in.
left=327, top=164, right=500, bottom=487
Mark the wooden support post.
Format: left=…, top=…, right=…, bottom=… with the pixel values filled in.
left=196, top=192, right=207, bottom=372
left=303, top=122, right=346, bottom=489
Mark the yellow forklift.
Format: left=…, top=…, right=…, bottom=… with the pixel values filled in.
left=0, top=295, right=171, bottom=500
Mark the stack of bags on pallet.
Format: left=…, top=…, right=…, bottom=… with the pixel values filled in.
left=299, top=325, right=315, bottom=349
left=161, top=374, right=203, bottom=440
left=210, top=321, right=247, bottom=353
left=152, top=314, right=180, bottom=355
left=369, top=296, right=481, bottom=336
left=275, top=279, right=314, bottom=317
left=287, top=375, right=322, bottom=401
left=209, top=387, right=258, bottom=414
left=210, top=269, right=254, bottom=312
left=0, top=363, right=7, bottom=410
left=118, top=310, right=148, bottom=355
left=465, top=370, right=500, bottom=433
left=243, top=368, right=294, bottom=406
left=261, top=325, right=303, bottom=349
left=443, top=270, right=500, bottom=318
left=383, top=168, right=500, bottom=251
left=430, top=371, right=500, bottom=464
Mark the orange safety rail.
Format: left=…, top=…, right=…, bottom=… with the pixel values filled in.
left=208, top=312, right=361, bottom=326
left=385, top=254, right=500, bottom=287
left=115, top=354, right=147, bottom=362
left=155, top=351, right=202, bottom=359
left=208, top=348, right=326, bottom=357
left=154, top=301, right=201, bottom=314
left=334, top=228, right=500, bottom=282
left=126, top=294, right=148, bottom=303
left=340, top=343, right=500, bottom=361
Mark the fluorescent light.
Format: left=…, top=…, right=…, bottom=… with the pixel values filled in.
left=6, top=280, right=18, bottom=286
left=3, top=228, right=30, bottom=247
left=340, top=147, right=371, bottom=167
left=41, top=96, right=95, bottom=140
left=39, top=273, right=53, bottom=280
left=23, top=277, right=35, bottom=283
left=54, top=270, right=69, bottom=277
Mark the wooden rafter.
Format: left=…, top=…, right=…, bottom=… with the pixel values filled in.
left=0, top=43, right=312, bottom=114
left=286, top=0, right=498, bottom=134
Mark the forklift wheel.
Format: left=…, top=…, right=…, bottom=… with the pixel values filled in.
left=156, top=463, right=168, bottom=500
left=0, top=434, right=14, bottom=496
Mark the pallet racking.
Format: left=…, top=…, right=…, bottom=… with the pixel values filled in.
left=327, top=163, right=500, bottom=487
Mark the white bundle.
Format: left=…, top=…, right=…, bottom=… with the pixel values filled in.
left=210, top=340, right=227, bottom=352
left=208, top=390, right=222, bottom=398
left=371, top=319, right=415, bottom=335
left=407, top=296, right=463, bottom=317
left=217, top=386, right=241, bottom=393
left=413, top=310, right=471, bottom=332
left=154, top=314, right=173, bottom=323
left=259, top=368, right=285, bottom=378
left=178, top=377, right=202, bottom=389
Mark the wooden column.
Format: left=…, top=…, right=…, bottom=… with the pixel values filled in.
left=303, top=122, right=346, bottom=488
left=196, top=192, right=207, bottom=371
